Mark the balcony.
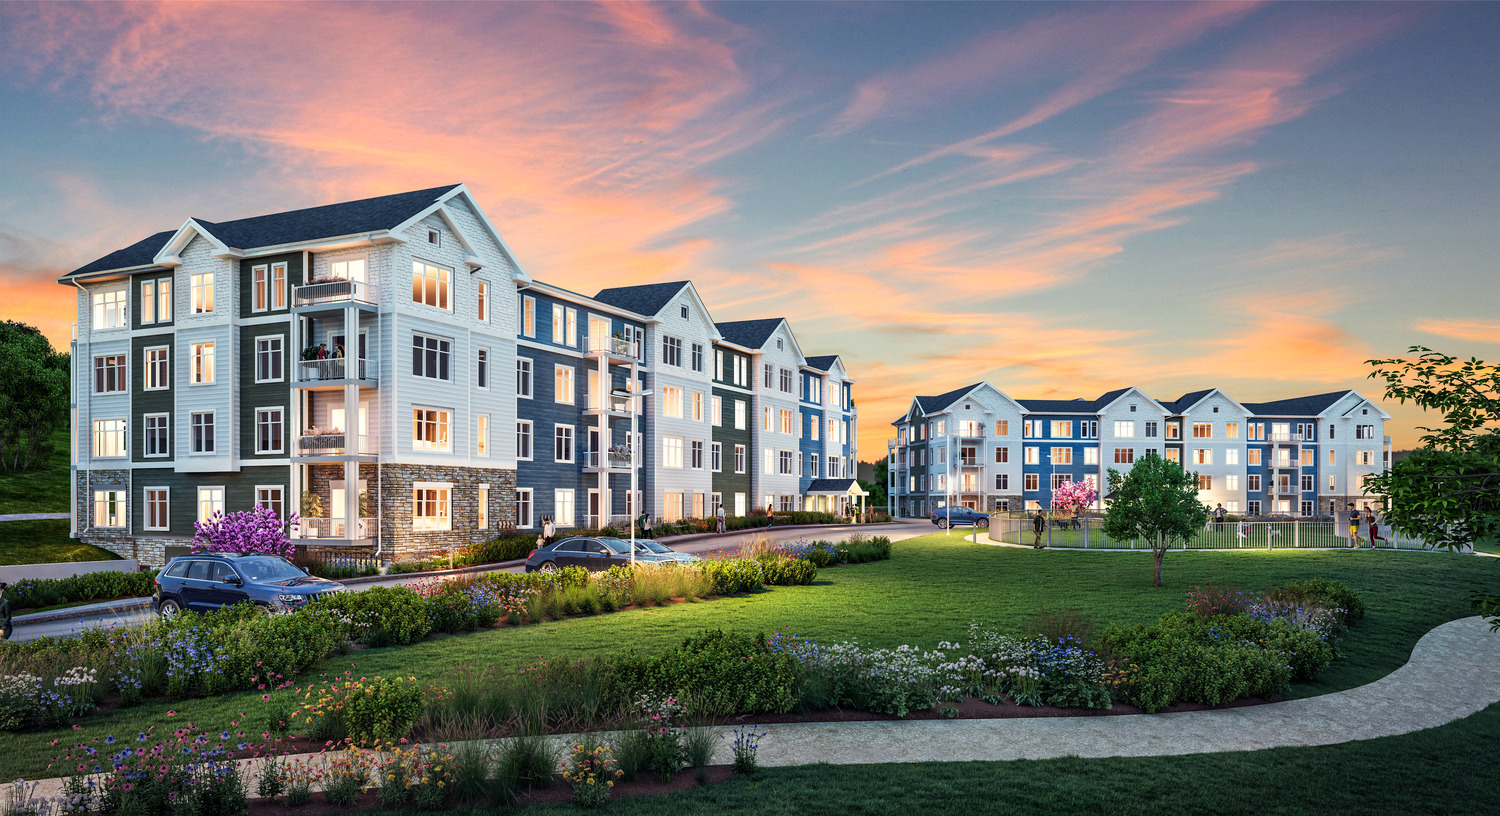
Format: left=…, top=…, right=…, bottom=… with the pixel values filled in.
left=582, top=446, right=635, bottom=473
left=1269, top=433, right=1305, bottom=443
left=954, top=426, right=985, bottom=440
left=584, top=336, right=639, bottom=364
left=295, top=357, right=377, bottom=387
left=294, top=431, right=377, bottom=458
left=584, top=393, right=634, bottom=418
left=958, top=456, right=982, bottom=467
left=293, top=279, right=378, bottom=311
left=295, top=517, right=376, bottom=542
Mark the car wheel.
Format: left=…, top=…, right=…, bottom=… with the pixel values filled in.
left=539, top=561, right=559, bottom=573
left=977, top=519, right=989, bottom=528
left=937, top=518, right=949, bottom=529
left=158, top=598, right=182, bottom=620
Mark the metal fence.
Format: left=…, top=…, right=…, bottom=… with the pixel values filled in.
left=989, top=516, right=1430, bottom=551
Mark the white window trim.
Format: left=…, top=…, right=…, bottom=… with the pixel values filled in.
left=143, top=486, right=170, bottom=532
left=197, top=486, right=225, bottom=524
left=412, top=480, right=454, bottom=531
left=143, top=412, right=170, bottom=458
left=251, top=264, right=269, bottom=313
left=476, top=280, right=490, bottom=322
left=254, top=336, right=285, bottom=384
left=255, top=406, right=286, bottom=455
left=189, top=342, right=215, bottom=385
left=254, top=485, right=287, bottom=518
left=190, top=411, right=216, bottom=455
left=411, top=405, right=453, bottom=452
left=476, top=346, right=490, bottom=390
left=478, top=483, right=490, bottom=530
left=554, top=423, right=575, bottom=464
left=516, top=487, right=534, bottom=528
left=554, top=488, right=576, bottom=527
left=516, top=357, right=533, bottom=399
left=411, top=258, right=454, bottom=312
left=516, top=419, right=533, bottom=461
left=144, top=346, right=170, bottom=391
left=554, top=364, right=575, bottom=405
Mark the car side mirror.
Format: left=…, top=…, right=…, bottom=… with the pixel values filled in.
left=223, top=577, right=241, bottom=585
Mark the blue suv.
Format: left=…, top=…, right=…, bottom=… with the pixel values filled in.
left=931, top=507, right=990, bottom=529
left=153, top=553, right=344, bottom=618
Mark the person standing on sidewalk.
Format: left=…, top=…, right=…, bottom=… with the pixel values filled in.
left=0, top=583, right=11, bottom=641
left=1032, top=512, right=1045, bottom=548
left=1212, top=503, right=1227, bottom=531
left=543, top=516, right=556, bottom=546
left=716, top=504, right=726, bottom=534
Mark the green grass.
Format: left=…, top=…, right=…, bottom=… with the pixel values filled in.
left=0, top=519, right=120, bottom=565
left=998, top=522, right=1414, bottom=550
left=0, top=428, right=70, bottom=515
left=351, top=702, right=1500, bottom=815
left=0, top=534, right=1494, bottom=779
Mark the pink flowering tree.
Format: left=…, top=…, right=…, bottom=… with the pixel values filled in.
left=1051, top=478, right=1098, bottom=515
left=191, top=505, right=300, bottom=558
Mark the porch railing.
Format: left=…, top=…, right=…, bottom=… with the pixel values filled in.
left=585, top=336, right=639, bottom=358
left=297, top=358, right=374, bottom=382
left=293, top=279, right=378, bottom=307
left=296, top=517, right=376, bottom=540
left=297, top=433, right=377, bottom=456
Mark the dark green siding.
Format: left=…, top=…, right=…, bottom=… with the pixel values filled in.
left=133, top=465, right=290, bottom=536
left=240, top=324, right=293, bottom=459
left=132, top=333, right=175, bottom=463
left=710, top=344, right=753, bottom=502
left=131, top=273, right=175, bottom=331
left=238, top=253, right=303, bottom=319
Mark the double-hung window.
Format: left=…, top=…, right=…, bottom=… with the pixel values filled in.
left=412, top=334, right=452, bottom=380
left=252, top=265, right=269, bottom=312
left=144, top=414, right=169, bottom=457
left=734, top=444, right=746, bottom=474
left=190, top=342, right=215, bottom=384
left=554, top=365, right=574, bottom=405
left=141, top=280, right=156, bottom=324
left=413, top=483, right=452, bottom=531
left=197, top=487, right=224, bottom=523
left=734, top=400, right=746, bottom=430
left=779, top=368, right=792, bottom=393
left=516, top=358, right=533, bottom=398
left=779, top=450, right=793, bottom=475
left=554, top=425, right=574, bottom=463
left=477, top=414, right=489, bottom=456
left=521, top=297, right=536, bottom=337
left=662, top=336, right=683, bottom=367
left=144, top=488, right=169, bottom=531
left=92, top=290, right=128, bottom=328
left=711, top=441, right=722, bottom=472
left=255, top=337, right=283, bottom=382
left=662, top=386, right=682, bottom=418
left=412, top=261, right=451, bottom=309
left=93, top=355, right=126, bottom=393
left=255, top=408, right=284, bottom=454
left=255, top=486, right=285, bottom=518
left=476, top=281, right=489, bottom=322
left=690, top=343, right=703, bottom=372
left=190, top=273, right=214, bottom=314
left=691, top=440, right=704, bottom=469
left=191, top=412, right=214, bottom=453
left=711, top=396, right=722, bottom=427
left=93, top=488, right=126, bottom=527
left=93, top=419, right=126, bottom=458
left=663, top=437, right=683, bottom=468
left=412, top=407, right=451, bottom=451
left=476, top=348, right=489, bottom=389
left=516, top=420, right=533, bottom=460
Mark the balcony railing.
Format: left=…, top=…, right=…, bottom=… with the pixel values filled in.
left=293, top=279, right=378, bottom=308
left=297, top=358, right=375, bottom=382
left=296, top=432, right=377, bottom=456
left=585, top=336, right=639, bottom=359
left=955, top=426, right=985, bottom=439
left=1269, top=433, right=1305, bottom=443
left=296, top=517, right=376, bottom=540
left=959, top=457, right=981, bottom=467
left=582, top=446, right=636, bottom=470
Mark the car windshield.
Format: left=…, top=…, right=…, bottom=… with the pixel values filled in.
left=234, top=557, right=308, bottom=582
left=598, top=538, right=632, bottom=554
left=634, top=540, right=672, bottom=554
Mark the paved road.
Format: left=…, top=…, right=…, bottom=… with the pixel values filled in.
left=7, top=520, right=930, bottom=642
left=0, top=512, right=71, bottom=521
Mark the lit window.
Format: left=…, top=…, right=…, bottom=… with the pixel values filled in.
left=412, top=407, right=451, bottom=451
left=1051, top=447, right=1072, bottom=465
left=92, top=489, right=126, bottom=528
left=252, top=265, right=269, bottom=311
left=554, top=489, right=575, bottom=527
left=1052, top=421, right=1072, bottom=438
left=92, top=289, right=128, bottom=329
left=477, top=414, right=489, bottom=456
left=1225, top=422, right=1239, bottom=439
left=140, top=280, right=155, bottom=324
left=413, top=483, right=452, bottom=531
left=476, top=281, right=489, bottom=321
left=412, top=261, right=451, bottom=309
left=1193, top=423, right=1213, bottom=438
left=190, top=273, right=214, bottom=314
left=555, top=365, right=574, bottom=405
left=197, top=487, right=224, bottom=523
left=93, top=419, right=127, bottom=458
left=521, top=297, right=535, bottom=337
left=1114, top=448, right=1134, bottom=464
left=1197, top=475, right=1213, bottom=491
left=190, top=342, right=215, bottom=384
left=478, top=484, right=489, bottom=529
left=662, top=385, right=682, bottom=418
left=1114, top=421, right=1135, bottom=438
left=663, top=437, right=683, bottom=468
left=1195, top=448, right=1212, bottom=465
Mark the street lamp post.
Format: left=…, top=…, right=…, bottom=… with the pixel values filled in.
left=612, top=385, right=652, bottom=568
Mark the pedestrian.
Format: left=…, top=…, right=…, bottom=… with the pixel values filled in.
left=1365, top=506, right=1387, bottom=548
left=1346, top=502, right=1364, bottom=548
left=638, top=511, right=652, bottom=540
left=1032, top=512, right=1045, bottom=548
left=0, top=582, right=11, bottom=642
left=1212, top=503, right=1227, bottom=531
left=543, top=515, right=555, bottom=546
left=716, top=503, right=726, bottom=534
left=766, top=504, right=774, bottom=528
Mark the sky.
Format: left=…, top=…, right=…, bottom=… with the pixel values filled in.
left=1, top=1, right=1496, bottom=460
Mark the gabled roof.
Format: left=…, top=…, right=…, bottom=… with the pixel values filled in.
left=804, top=355, right=839, bottom=372
left=715, top=318, right=786, bottom=350
left=62, top=185, right=463, bottom=280
left=1016, top=397, right=1102, bottom=414
left=804, top=479, right=868, bottom=496
left=1242, top=391, right=1350, bottom=417
left=592, top=281, right=692, bottom=316
left=916, top=382, right=990, bottom=414
left=1158, top=389, right=1214, bottom=415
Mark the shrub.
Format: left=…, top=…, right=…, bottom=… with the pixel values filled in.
left=756, top=554, right=817, bottom=586
left=1268, top=579, right=1366, bottom=624
left=312, top=585, right=432, bottom=646
left=1185, top=582, right=1261, bottom=618
left=3, top=570, right=158, bottom=612
left=1098, top=612, right=1302, bottom=712
left=608, top=630, right=804, bottom=715
left=695, top=559, right=764, bottom=595
left=293, top=672, right=425, bottom=745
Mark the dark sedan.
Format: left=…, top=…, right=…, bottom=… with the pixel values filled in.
left=524, top=537, right=636, bottom=572
left=930, top=507, right=990, bottom=528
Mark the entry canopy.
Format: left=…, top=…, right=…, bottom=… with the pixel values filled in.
left=804, top=479, right=869, bottom=497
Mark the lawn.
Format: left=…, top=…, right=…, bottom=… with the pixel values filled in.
left=351, top=702, right=1500, bottom=815
left=0, top=519, right=120, bottom=565
left=0, top=428, right=70, bottom=515
left=0, top=533, right=1495, bottom=779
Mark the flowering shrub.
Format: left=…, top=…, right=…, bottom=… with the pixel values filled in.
left=311, top=585, right=432, bottom=646
left=731, top=725, right=767, bottom=774
left=289, top=671, right=425, bottom=745
left=48, top=723, right=258, bottom=816
left=639, top=696, right=686, bottom=781
left=561, top=741, right=622, bottom=807
left=191, top=504, right=298, bottom=558
left=1185, top=583, right=1261, bottom=618
left=1051, top=478, right=1098, bottom=515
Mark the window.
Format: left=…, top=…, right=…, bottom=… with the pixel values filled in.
left=780, top=368, right=793, bottom=393
left=1114, top=448, right=1134, bottom=464
left=711, top=441, right=722, bottom=472
left=779, top=408, right=794, bottom=435
left=1197, top=475, right=1213, bottom=491
left=995, top=447, right=1009, bottom=463
left=93, top=419, right=126, bottom=458
left=1051, top=474, right=1071, bottom=492
left=1328, top=474, right=1337, bottom=492
left=516, top=420, right=532, bottom=460
left=516, top=488, right=533, bottom=528
left=86, top=487, right=126, bottom=528
left=995, top=473, right=1009, bottom=490
left=1300, top=501, right=1314, bottom=517
left=412, top=334, right=452, bottom=380
left=714, top=349, right=724, bottom=380
left=1248, top=448, right=1261, bottom=466
left=554, top=425, right=574, bottom=463
left=143, top=487, right=169, bottom=531
left=1225, top=422, right=1239, bottom=439
left=1145, top=421, right=1158, bottom=438
left=1301, top=449, right=1314, bottom=466
left=691, top=343, right=704, bottom=372
left=197, top=487, right=224, bottom=523
left=936, top=420, right=946, bottom=436
left=1083, top=420, right=1099, bottom=438
left=1113, top=421, right=1134, bottom=438
left=190, top=272, right=214, bottom=314
left=663, top=437, right=683, bottom=468
left=1226, top=475, right=1239, bottom=490
left=1023, top=420, right=1040, bottom=438
left=412, top=260, right=451, bottom=309
left=255, top=337, right=283, bottom=382
left=515, top=358, right=532, bottom=398
left=1165, top=448, right=1181, bottom=463
left=1052, top=421, right=1072, bottom=438
left=712, top=396, right=722, bottom=427
left=808, top=376, right=821, bottom=405
left=252, top=265, right=269, bottom=312
left=144, top=414, right=169, bottom=457
left=190, top=412, right=214, bottom=453
left=1249, top=475, right=1262, bottom=492
left=995, top=420, right=1009, bottom=436
left=1194, top=448, right=1212, bottom=465
left=937, top=447, right=946, bottom=464
left=477, top=414, right=489, bottom=457
left=810, top=418, right=820, bottom=441
left=1024, top=473, right=1039, bottom=492
left=412, top=407, right=451, bottom=451
left=662, top=336, right=683, bottom=367
left=691, top=439, right=704, bottom=469
left=565, top=307, right=577, bottom=347
left=763, top=363, right=774, bottom=389
left=555, top=365, right=574, bottom=405
left=1085, top=447, right=1100, bottom=465
left=190, top=342, right=215, bottom=384
left=413, top=483, right=452, bottom=531
left=140, top=280, right=156, bottom=324
left=763, top=405, right=773, bottom=432
left=93, top=355, right=126, bottom=393
left=476, top=281, right=489, bottom=322
left=1356, top=424, right=1375, bottom=439
left=733, top=355, right=746, bottom=386
left=662, top=385, right=682, bottom=418
left=734, top=444, right=746, bottom=474
left=693, top=391, right=704, bottom=422
left=779, top=450, right=793, bottom=475
left=1300, top=474, right=1314, bottom=492
left=1358, top=450, right=1375, bottom=465
left=734, top=400, right=746, bottom=430
left=1193, top=423, right=1212, bottom=438
left=478, top=484, right=490, bottom=529
left=810, top=452, right=820, bottom=478
left=763, top=447, right=774, bottom=475
left=1166, top=423, right=1181, bottom=439
left=92, top=289, right=128, bottom=329
left=255, top=408, right=283, bottom=454
left=255, top=486, right=285, bottom=519
left=1051, top=447, right=1073, bottom=465
left=476, top=347, right=489, bottom=389
left=522, top=297, right=536, bottom=337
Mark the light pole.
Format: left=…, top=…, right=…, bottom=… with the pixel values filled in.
left=612, top=385, right=652, bottom=568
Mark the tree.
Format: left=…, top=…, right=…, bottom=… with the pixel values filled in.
left=0, top=321, right=69, bottom=471
left=1364, top=346, right=1499, bottom=552
left=1101, top=453, right=1207, bottom=587
left=862, top=459, right=889, bottom=511
left=192, top=505, right=300, bottom=559
left=1051, top=478, right=1098, bottom=516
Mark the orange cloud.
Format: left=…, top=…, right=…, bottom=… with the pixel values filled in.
left=1413, top=320, right=1500, bottom=345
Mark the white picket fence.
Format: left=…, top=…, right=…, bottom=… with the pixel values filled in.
left=989, top=517, right=1434, bottom=551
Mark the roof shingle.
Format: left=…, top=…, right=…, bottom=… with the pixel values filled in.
left=592, top=281, right=692, bottom=316
left=715, top=318, right=785, bottom=349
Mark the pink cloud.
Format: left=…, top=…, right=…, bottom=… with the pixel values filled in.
left=1413, top=320, right=1500, bottom=345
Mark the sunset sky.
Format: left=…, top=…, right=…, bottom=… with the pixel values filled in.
left=1, top=1, right=1496, bottom=458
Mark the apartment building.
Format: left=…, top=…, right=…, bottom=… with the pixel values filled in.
left=888, top=383, right=1390, bottom=518
left=62, top=187, right=858, bottom=565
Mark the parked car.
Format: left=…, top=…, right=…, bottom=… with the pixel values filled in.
left=930, top=507, right=990, bottom=528
left=629, top=539, right=701, bottom=564
left=524, top=537, right=637, bottom=572
left=153, top=553, right=344, bottom=618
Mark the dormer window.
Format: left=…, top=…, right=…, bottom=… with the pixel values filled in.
left=427, top=229, right=441, bottom=246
